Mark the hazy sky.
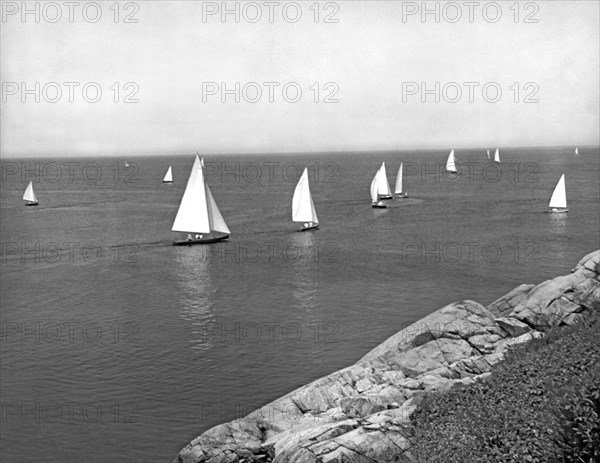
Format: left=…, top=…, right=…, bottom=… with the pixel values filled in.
left=1, top=0, right=599, bottom=157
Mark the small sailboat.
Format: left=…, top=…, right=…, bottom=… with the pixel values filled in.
left=163, top=166, right=173, bottom=183
left=23, top=181, right=38, bottom=206
left=548, top=174, right=568, bottom=213
left=494, top=148, right=500, bottom=163
left=370, top=168, right=387, bottom=208
left=446, top=149, right=457, bottom=173
left=172, top=155, right=230, bottom=245
left=575, top=147, right=579, bottom=155
left=394, top=162, right=408, bottom=198
left=124, top=162, right=130, bottom=168
left=377, top=162, right=393, bottom=199
left=486, top=149, right=490, bottom=159
left=292, top=168, right=319, bottom=231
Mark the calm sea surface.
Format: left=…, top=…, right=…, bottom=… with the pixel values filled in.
left=1, top=148, right=599, bottom=462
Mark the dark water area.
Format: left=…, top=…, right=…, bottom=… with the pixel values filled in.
left=1, top=147, right=599, bottom=462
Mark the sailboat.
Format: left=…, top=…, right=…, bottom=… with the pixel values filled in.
left=548, top=174, right=568, bottom=213
left=494, top=148, right=500, bottom=163
left=575, top=147, right=579, bottom=155
left=124, top=162, right=130, bottom=168
left=377, top=162, right=393, bottom=199
left=172, top=155, right=230, bottom=245
left=486, top=149, right=490, bottom=159
left=292, top=168, right=319, bottom=231
left=370, top=168, right=387, bottom=208
left=23, top=181, right=38, bottom=206
left=446, top=150, right=457, bottom=173
left=394, top=162, right=408, bottom=198
left=163, top=166, right=173, bottom=183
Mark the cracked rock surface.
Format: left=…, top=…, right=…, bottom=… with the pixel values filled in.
left=171, top=250, right=600, bottom=463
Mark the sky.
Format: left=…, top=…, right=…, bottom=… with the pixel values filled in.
left=1, top=0, right=599, bottom=157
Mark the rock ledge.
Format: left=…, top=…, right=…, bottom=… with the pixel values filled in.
left=171, top=250, right=600, bottom=463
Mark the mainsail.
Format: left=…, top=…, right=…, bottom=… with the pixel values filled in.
left=394, top=162, right=403, bottom=194
left=370, top=170, right=380, bottom=202
left=163, top=166, right=173, bottom=183
left=292, top=168, right=319, bottom=224
left=23, top=181, right=37, bottom=203
left=446, top=150, right=457, bottom=173
left=494, top=148, right=500, bottom=163
left=549, top=174, right=567, bottom=209
left=377, top=162, right=392, bottom=196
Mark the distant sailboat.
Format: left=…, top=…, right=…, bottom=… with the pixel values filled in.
left=23, top=181, right=38, bottom=206
left=377, top=162, right=393, bottom=199
left=487, top=149, right=490, bottom=159
left=163, top=166, right=173, bottom=183
left=446, top=150, right=457, bottom=173
left=548, top=174, right=568, bottom=213
left=394, top=162, right=408, bottom=198
left=124, top=162, right=130, bottom=168
left=575, top=147, right=579, bottom=155
left=292, top=168, right=319, bottom=231
left=172, top=155, right=230, bottom=245
left=494, top=148, right=500, bottom=163
left=370, top=168, right=387, bottom=208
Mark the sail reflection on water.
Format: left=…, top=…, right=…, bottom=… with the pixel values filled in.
left=173, top=245, right=216, bottom=352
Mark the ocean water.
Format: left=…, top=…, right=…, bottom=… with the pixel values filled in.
left=1, top=147, right=598, bottom=462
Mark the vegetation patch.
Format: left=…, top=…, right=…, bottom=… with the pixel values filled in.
left=409, top=310, right=600, bottom=463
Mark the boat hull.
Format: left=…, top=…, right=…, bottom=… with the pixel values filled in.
left=173, top=235, right=229, bottom=246
left=379, top=195, right=393, bottom=200
left=396, top=193, right=409, bottom=198
left=162, top=181, right=172, bottom=184
left=372, top=202, right=387, bottom=209
left=550, top=208, right=568, bottom=213
left=25, top=202, right=38, bottom=206
left=299, top=224, right=319, bottom=232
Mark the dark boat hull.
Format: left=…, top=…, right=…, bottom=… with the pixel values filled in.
left=379, top=195, right=393, bottom=200
left=25, top=202, right=38, bottom=206
left=173, top=235, right=229, bottom=246
left=372, top=203, right=387, bottom=209
left=299, top=225, right=319, bottom=232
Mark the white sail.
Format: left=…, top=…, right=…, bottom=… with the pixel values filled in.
left=446, top=150, right=457, bottom=173
left=549, top=174, right=567, bottom=209
left=377, top=162, right=392, bottom=196
left=163, top=166, right=173, bottom=183
left=292, top=168, right=319, bottom=224
left=575, top=147, right=579, bottom=155
left=487, top=149, right=490, bottom=159
left=206, top=184, right=230, bottom=234
left=494, top=148, right=500, bottom=163
left=394, top=163, right=404, bottom=194
left=23, top=181, right=37, bottom=203
left=370, top=169, right=380, bottom=202
left=172, top=156, right=211, bottom=234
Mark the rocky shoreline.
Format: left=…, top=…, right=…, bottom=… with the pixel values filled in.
left=171, top=250, right=600, bottom=463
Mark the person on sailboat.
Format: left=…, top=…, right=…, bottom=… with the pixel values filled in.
left=195, top=234, right=202, bottom=239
